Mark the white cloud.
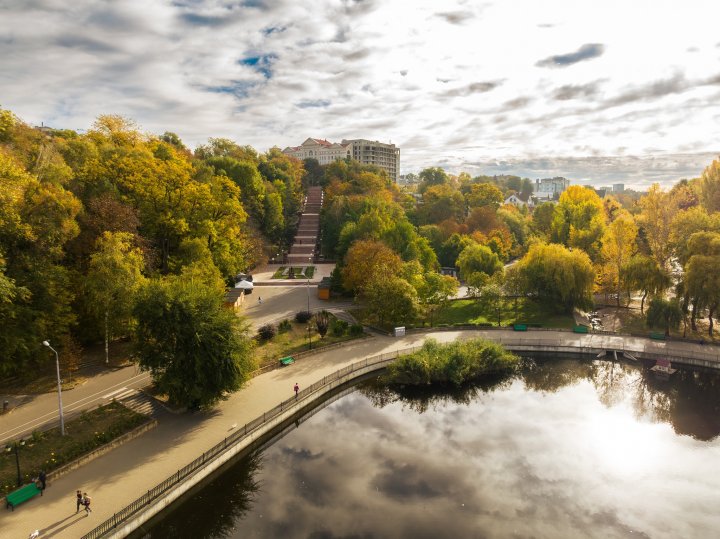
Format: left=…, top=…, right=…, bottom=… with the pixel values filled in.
left=1, top=0, right=719, bottom=187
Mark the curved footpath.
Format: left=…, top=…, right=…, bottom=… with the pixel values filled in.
left=2, top=329, right=718, bottom=538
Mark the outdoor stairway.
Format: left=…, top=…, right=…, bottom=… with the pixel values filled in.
left=287, top=186, right=323, bottom=265
left=103, top=387, right=163, bottom=417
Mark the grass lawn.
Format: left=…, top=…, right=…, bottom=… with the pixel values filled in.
left=254, top=316, right=359, bottom=368
left=0, top=401, right=148, bottom=495
left=434, top=297, right=575, bottom=329
left=271, top=266, right=315, bottom=279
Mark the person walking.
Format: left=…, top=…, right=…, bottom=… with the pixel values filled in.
left=37, top=470, right=46, bottom=491
left=83, top=492, right=92, bottom=514
left=76, top=490, right=83, bottom=513
left=294, top=382, right=299, bottom=399
left=258, top=296, right=262, bottom=305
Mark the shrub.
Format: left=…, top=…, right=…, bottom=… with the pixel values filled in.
left=331, top=319, right=349, bottom=336
left=278, top=319, right=292, bottom=333
left=295, top=311, right=312, bottom=323
left=385, top=337, right=519, bottom=386
left=349, top=324, right=364, bottom=336
left=257, top=324, right=276, bottom=341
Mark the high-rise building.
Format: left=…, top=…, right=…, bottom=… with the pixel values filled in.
left=612, top=183, right=625, bottom=193
left=282, top=137, right=400, bottom=182
left=534, top=177, right=570, bottom=199
left=341, top=139, right=400, bottom=182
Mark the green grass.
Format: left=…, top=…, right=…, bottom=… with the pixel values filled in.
left=434, top=297, right=575, bottom=329
left=1, top=401, right=148, bottom=495
left=254, top=315, right=359, bottom=367
left=271, top=266, right=315, bottom=279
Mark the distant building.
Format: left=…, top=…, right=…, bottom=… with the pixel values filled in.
left=283, top=137, right=400, bottom=182
left=504, top=194, right=527, bottom=207
left=535, top=177, right=570, bottom=198
left=282, top=138, right=351, bottom=165
left=613, top=183, right=625, bottom=193
left=594, top=188, right=608, bottom=198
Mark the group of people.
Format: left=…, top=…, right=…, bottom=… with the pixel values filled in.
left=76, top=490, right=92, bottom=514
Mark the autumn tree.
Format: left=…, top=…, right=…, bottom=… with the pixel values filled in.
left=620, top=254, right=670, bottom=313
left=637, top=184, right=676, bottom=270
left=84, top=232, right=146, bottom=364
left=600, top=210, right=638, bottom=306
left=365, top=275, right=420, bottom=328
left=551, top=186, right=606, bottom=261
left=646, top=298, right=682, bottom=337
left=457, top=244, right=503, bottom=283
left=412, top=271, right=459, bottom=325
left=341, top=240, right=403, bottom=295
left=514, top=242, right=595, bottom=313
left=699, top=159, right=720, bottom=212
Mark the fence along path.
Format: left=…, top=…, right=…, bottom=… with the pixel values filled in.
left=80, top=348, right=411, bottom=539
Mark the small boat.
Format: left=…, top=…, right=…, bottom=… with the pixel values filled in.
left=650, top=359, right=677, bottom=380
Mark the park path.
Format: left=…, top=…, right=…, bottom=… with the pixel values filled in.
left=1, top=329, right=717, bottom=538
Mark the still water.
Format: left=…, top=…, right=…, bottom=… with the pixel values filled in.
left=140, top=359, right=720, bottom=539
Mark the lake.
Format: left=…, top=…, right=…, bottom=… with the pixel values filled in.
left=138, top=359, right=720, bottom=539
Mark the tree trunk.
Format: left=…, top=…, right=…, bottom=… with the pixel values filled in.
left=641, top=291, right=647, bottom=314
left=104, top=309, right=109, bottom=365
left=691, top=300, right=698, bottom=331
left=709, top=306, right=715, bottom=337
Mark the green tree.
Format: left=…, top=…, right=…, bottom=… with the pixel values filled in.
left=685, top=254, right=720, bottom=335
left=418, top=167, right=449, bottom=193
left=134, top=278, right=255, bottom=409
left=365, top=275, right=420, bottom=328
left=466, top=183, right=503, bottom=209
left=531, top=202, right=555, bottom=238
left=413, top=271, right=459, bottom=325
left=478, top=274, right=505, bottom=327
left=646, top=298, right=682, bottom=337
left=620, top=254, right=670, bottom=314
left=515, top=242, right=595, bottom=313
left=84, top=232, right=146, bottom=364
left=314, top=310, right=330, bottom=339
left=457, top=244, right=503, bottom=282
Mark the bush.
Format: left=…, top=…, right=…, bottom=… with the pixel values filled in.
left=331, top=319, right=349, bottom=336
left=257, top=324, right=276, bottom=341
left=349, top=324, right=364, bottom=336
left=385, top=337, right=519, bottom=386
left=278, top=319, right=292, bottom=333
left=295, top=311, right=312, bottom=323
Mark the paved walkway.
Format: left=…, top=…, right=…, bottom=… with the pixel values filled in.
left=2, top=329, right=717, bottom=538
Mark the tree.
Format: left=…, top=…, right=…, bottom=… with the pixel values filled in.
left=638, top=184, right=676, bottom=270
left=551, top=186, right=606, bottom=261
left=341, top=239, right=403, bottom=295
left=413, top=272, right=459, bottom=325
left=646, top=298, right=682, bottom=337
left=700, top=159, right=720, bottom=212
left=419, top=184, right=465, bottom=224
left=600, top=210, right=638, bottom=306
left=531, top=202, right=555, bottom=238
left=478, top=274, right=505, bottom=326
left=457, top=244, right=503, bottom=282
left=84, top=232, right=146, bottom=364
left=364, top=275, right=420, bottom=327
left=418, top=167, right=449, bottom=193
left=314, top=310, right=330, bottom=339
left=620, top=254, right=670, bottom=314
left=134, top=278, right=255, bottom=409
left=514, top=242, right=595, bottom=313
left=466, top=183, right=503, bottom=209
left=685, top=254, right=720, bottom=335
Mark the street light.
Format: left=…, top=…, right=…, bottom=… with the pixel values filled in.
left=5, top=440, right=26, bottom=486
left=42, top=341, right=65, bottom=436
left=307, top=324, right=312, bottom=350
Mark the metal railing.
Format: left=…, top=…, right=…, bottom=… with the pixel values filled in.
left=80, top=348, right=413, bottom=539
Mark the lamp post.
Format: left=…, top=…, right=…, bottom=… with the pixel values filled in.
left=307, top=324, right=312, bottom=350
left=5, top=440, right=25, bottom=486
left=42, top=341, right=65, bottom=436
left=306, top=256, right=312, bottom=314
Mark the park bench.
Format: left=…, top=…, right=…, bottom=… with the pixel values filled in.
left=513, top=324, right=528, bottom=331
left=573, top=325, right=589, bottom=334
left=5, top=483, right=42, bottom=511
left=279, top=356, right=295, bottom=367
left=649, top=332, right=666, bottom=341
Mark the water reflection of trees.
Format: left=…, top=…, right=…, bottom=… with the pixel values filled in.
left=366, top=358, right=720, bottom=441
left=143, top=451, right=262, bottom=539
left=360, top=371, right=517, bottom=414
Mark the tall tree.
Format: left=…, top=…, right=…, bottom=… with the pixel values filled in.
left=637, top=184, right=676, bottom=270
left=620, top=254, right=670, bottom=314
left=551, top=185, right=606, bottom=261
left=84, top=232, right=146, bottom=364
left=134, top=278, right=255, bottom=409
left=341, top=239, right=403, bottom=295
left=365, top=275, right=420, bottom=328
left=646, top=298, right=682, bottom=337
left=600, top=210, right=638, bottom=306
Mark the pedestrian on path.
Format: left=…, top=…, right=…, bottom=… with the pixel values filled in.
left=83, top=492, right=92, bottom=514
left=76, top=490, right=83, bottom=513
left=294, top=382, right=299, bottom=399
left=258, top=296, right=262, bottom=304
left=37, top=470, right=46, bottom=491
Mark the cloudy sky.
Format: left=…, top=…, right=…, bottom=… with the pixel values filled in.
left=1, top=0, right=719, bottom=188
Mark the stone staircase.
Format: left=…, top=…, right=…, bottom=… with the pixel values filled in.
left=287, top=186, right=323, bottom=266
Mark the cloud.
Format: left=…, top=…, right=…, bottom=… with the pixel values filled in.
left=435, top=11, right=474, bottom=24
left=536, top=43, right=605, bottom=68
left=295, top=99, right=331, bottom=108
left=552, top=81, right=602, bottom=100
left=439, top=81, right=502, bottom=98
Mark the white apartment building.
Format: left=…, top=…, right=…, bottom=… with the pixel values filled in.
left=282, top=137, right=400, bottom=182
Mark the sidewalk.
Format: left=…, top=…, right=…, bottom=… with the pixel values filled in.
left=1, top=329, right=715, bottom=538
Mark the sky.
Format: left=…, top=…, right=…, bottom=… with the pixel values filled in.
left=1, top=0, right=719, bottom=189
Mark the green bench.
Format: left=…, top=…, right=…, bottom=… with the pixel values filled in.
left=5, top=483, right=42, bottom=511
left=573, top=325, right=589, bottom=334
left=650, top=332, right=666, bottom=341
left=279, top=356, right=295, bottom=366
left=513, top=324, right=528, bottom=331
